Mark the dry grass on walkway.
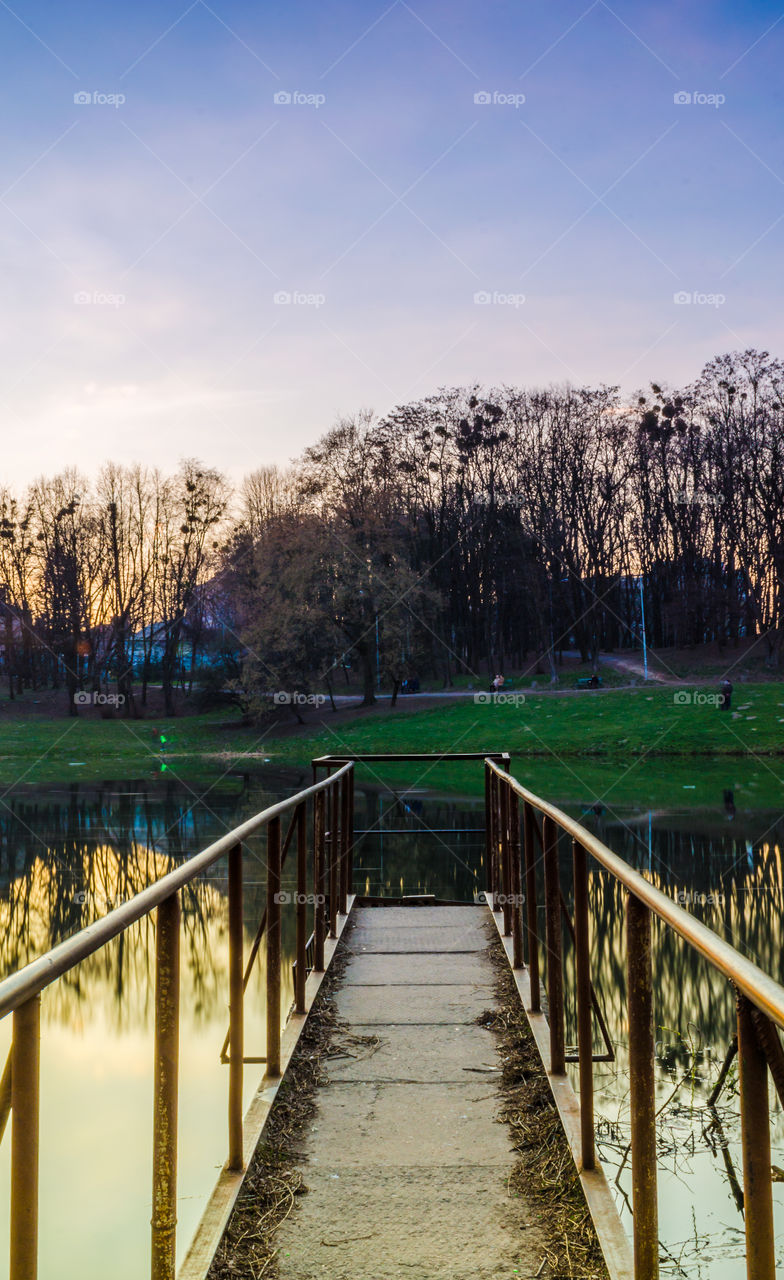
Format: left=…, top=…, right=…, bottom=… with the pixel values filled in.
left=484, top=932, right=610, bottom=1279
left=208, top=927, right=355, bottom=1280
left=209, top=917, right=611, bottom=1280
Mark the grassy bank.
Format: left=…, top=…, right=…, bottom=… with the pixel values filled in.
left=0, top=710, right=252, bottom=784
left=0, top=683, right=781, bottom=786
left=266, top=684, right=784, bottom=762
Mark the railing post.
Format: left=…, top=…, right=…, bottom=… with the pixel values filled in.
left=228, top=844, right=244, bottom=1170
left=151, top=892, right=180, bottom=1280
left=266, top=817, right=282, bottom=1077
left=329, top=779, right=339, bottom=937
left=490, top=772, right=501, bottom=912
left=10, top=994, right=40, bottom=1280
left=737, top=992, right=775, bottom=1280
left=347, top=766, right=355, bottom=895
left=500, top=779, right=512, bottom=936
left=339, top=774, right=349, bottom=915
left=573, top=839, right=594, bottom=1171
left=0, top=1048, right=11, bottom=1147
left=501, top=756, right=512, bottom=920
left=543, top=815, right=565, bottom=1073
left=523, top=802, right=540, bottom=1011
left=484, top=762, right=492, bottom=899
left=509, top=796, right=524, bottom=969
left=295, top=802, right=307, bottom=1014
left=626, top=892, right=659, bottom=1280
left=314, top=789, right=326, bottom=971
left=489, top=770, right=496, bottom=904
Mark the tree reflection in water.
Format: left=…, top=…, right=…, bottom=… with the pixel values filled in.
left=355, top=789, right=784, bottom=1278
left=0, top=774, right=783, bottom=1277
left=558, top=807, right=784, bottom=1278
left=0, top=772, right=309, bottom=1026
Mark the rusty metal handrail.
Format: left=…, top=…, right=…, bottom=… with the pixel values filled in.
left=484, top=759, right=784, bottom=1031
left=219, top=802, right=301, bottom=1064
left=0, top=763, right=352, bottom=1020
left=484, top=756, right=781, bottom=1280
left=0, top=760, right=355, bottom=1280
left=313, top=752, right=510, bottom=763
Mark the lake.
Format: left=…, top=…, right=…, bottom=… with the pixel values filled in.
left=0, top=759, right=782, bottom=1277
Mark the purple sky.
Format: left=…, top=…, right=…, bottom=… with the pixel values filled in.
left=1, top=0, right=783, bottom=486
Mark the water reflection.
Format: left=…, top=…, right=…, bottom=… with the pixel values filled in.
left=560, top=806, right=784, bottom=1277
left=354, top=785, right=784, bottom=1277
left=352, top=787, right=486, bottom=900
left=0, top=770, right=783, bottom=1278
left=0, top=769, right=311, bottom=1280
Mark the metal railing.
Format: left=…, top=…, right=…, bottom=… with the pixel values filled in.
left=313, top=752, right=510, bottom=768
left=0, top=761, right=355, bottom=1280
left=5, top=747, right=784, bottom=1280
left=485, top=757, right=784, bottom=1280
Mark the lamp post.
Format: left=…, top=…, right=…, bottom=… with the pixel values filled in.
left=639, top=577, right=648, bottom=681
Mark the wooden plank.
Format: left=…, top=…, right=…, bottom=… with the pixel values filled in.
left=178, top=898, right=356, bottom=1280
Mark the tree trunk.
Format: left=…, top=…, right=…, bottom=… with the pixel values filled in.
left=360, top=645, right=375, bottom=706
left=5, top=607, right=14, bottom=701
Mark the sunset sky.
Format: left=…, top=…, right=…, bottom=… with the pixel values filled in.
left=1, top=0, right=783, bottom=487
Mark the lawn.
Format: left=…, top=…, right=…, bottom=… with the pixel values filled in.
left=0, top=710, right=263, bottom=784
left=0, top=682, right=782, bottom=787
left=265, top=683, right=784, bottom=763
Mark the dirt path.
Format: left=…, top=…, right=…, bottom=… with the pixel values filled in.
left=259, top=678, right=656, bottom=745
left=599, top=654, right=674, bottom=684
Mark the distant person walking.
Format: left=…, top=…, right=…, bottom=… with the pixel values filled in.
left=719, top=678, right=733, bottom=711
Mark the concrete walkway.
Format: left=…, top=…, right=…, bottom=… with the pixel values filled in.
left=275, top=905, right=548, bottom=1280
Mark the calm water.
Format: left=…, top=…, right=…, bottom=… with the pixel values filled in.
left=0, top=763, right=782, bottom=1277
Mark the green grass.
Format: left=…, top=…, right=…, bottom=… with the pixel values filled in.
left=0, top=682, right=782, bottom=787
left=325, top=661, right=629, bottom=697
left=0, top=710, right=265, bottom=784
left=266, top=684, right=784, bottom=762
left=332, top=754, right=784, bottom=810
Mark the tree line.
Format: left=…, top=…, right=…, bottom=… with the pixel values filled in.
left=3, top=348, right=783, bottom=715
left=0, top=460, right=228, bottom=714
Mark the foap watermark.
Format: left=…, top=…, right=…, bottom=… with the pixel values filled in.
left=475, top=490, right=525, bottom=508
left=675, top=889, right=725, bottom=907
left=673, top=691, right=722, bottom=707
left=274, top=891, right=326, bottom=905
left=673, top=290, right=725, bottom=308
left=474, top=290, right=526, bottom=308
left=474, top=90, right=526, bottom=108
left=273, top=691, right=327, bottom=707
left=673, top=490, right=722, bottom=507
left=474, top=692, right=526, bottom=707
left=74, top=290, right=126, bottom=308
left=673, top=90, right=725, bottom=108
left=74, top=90, right=126, bottom=108
left=475, top=890, right=526, bottom=907
left=597, top=1117, right=623, bottom=1142
left=74, top=691, right=126, bottom=707
left=273, top=90, right=326, bottom=108
left=72, top=891, right=131, bottom=907
left=273, top=290, right=326, bottom=309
